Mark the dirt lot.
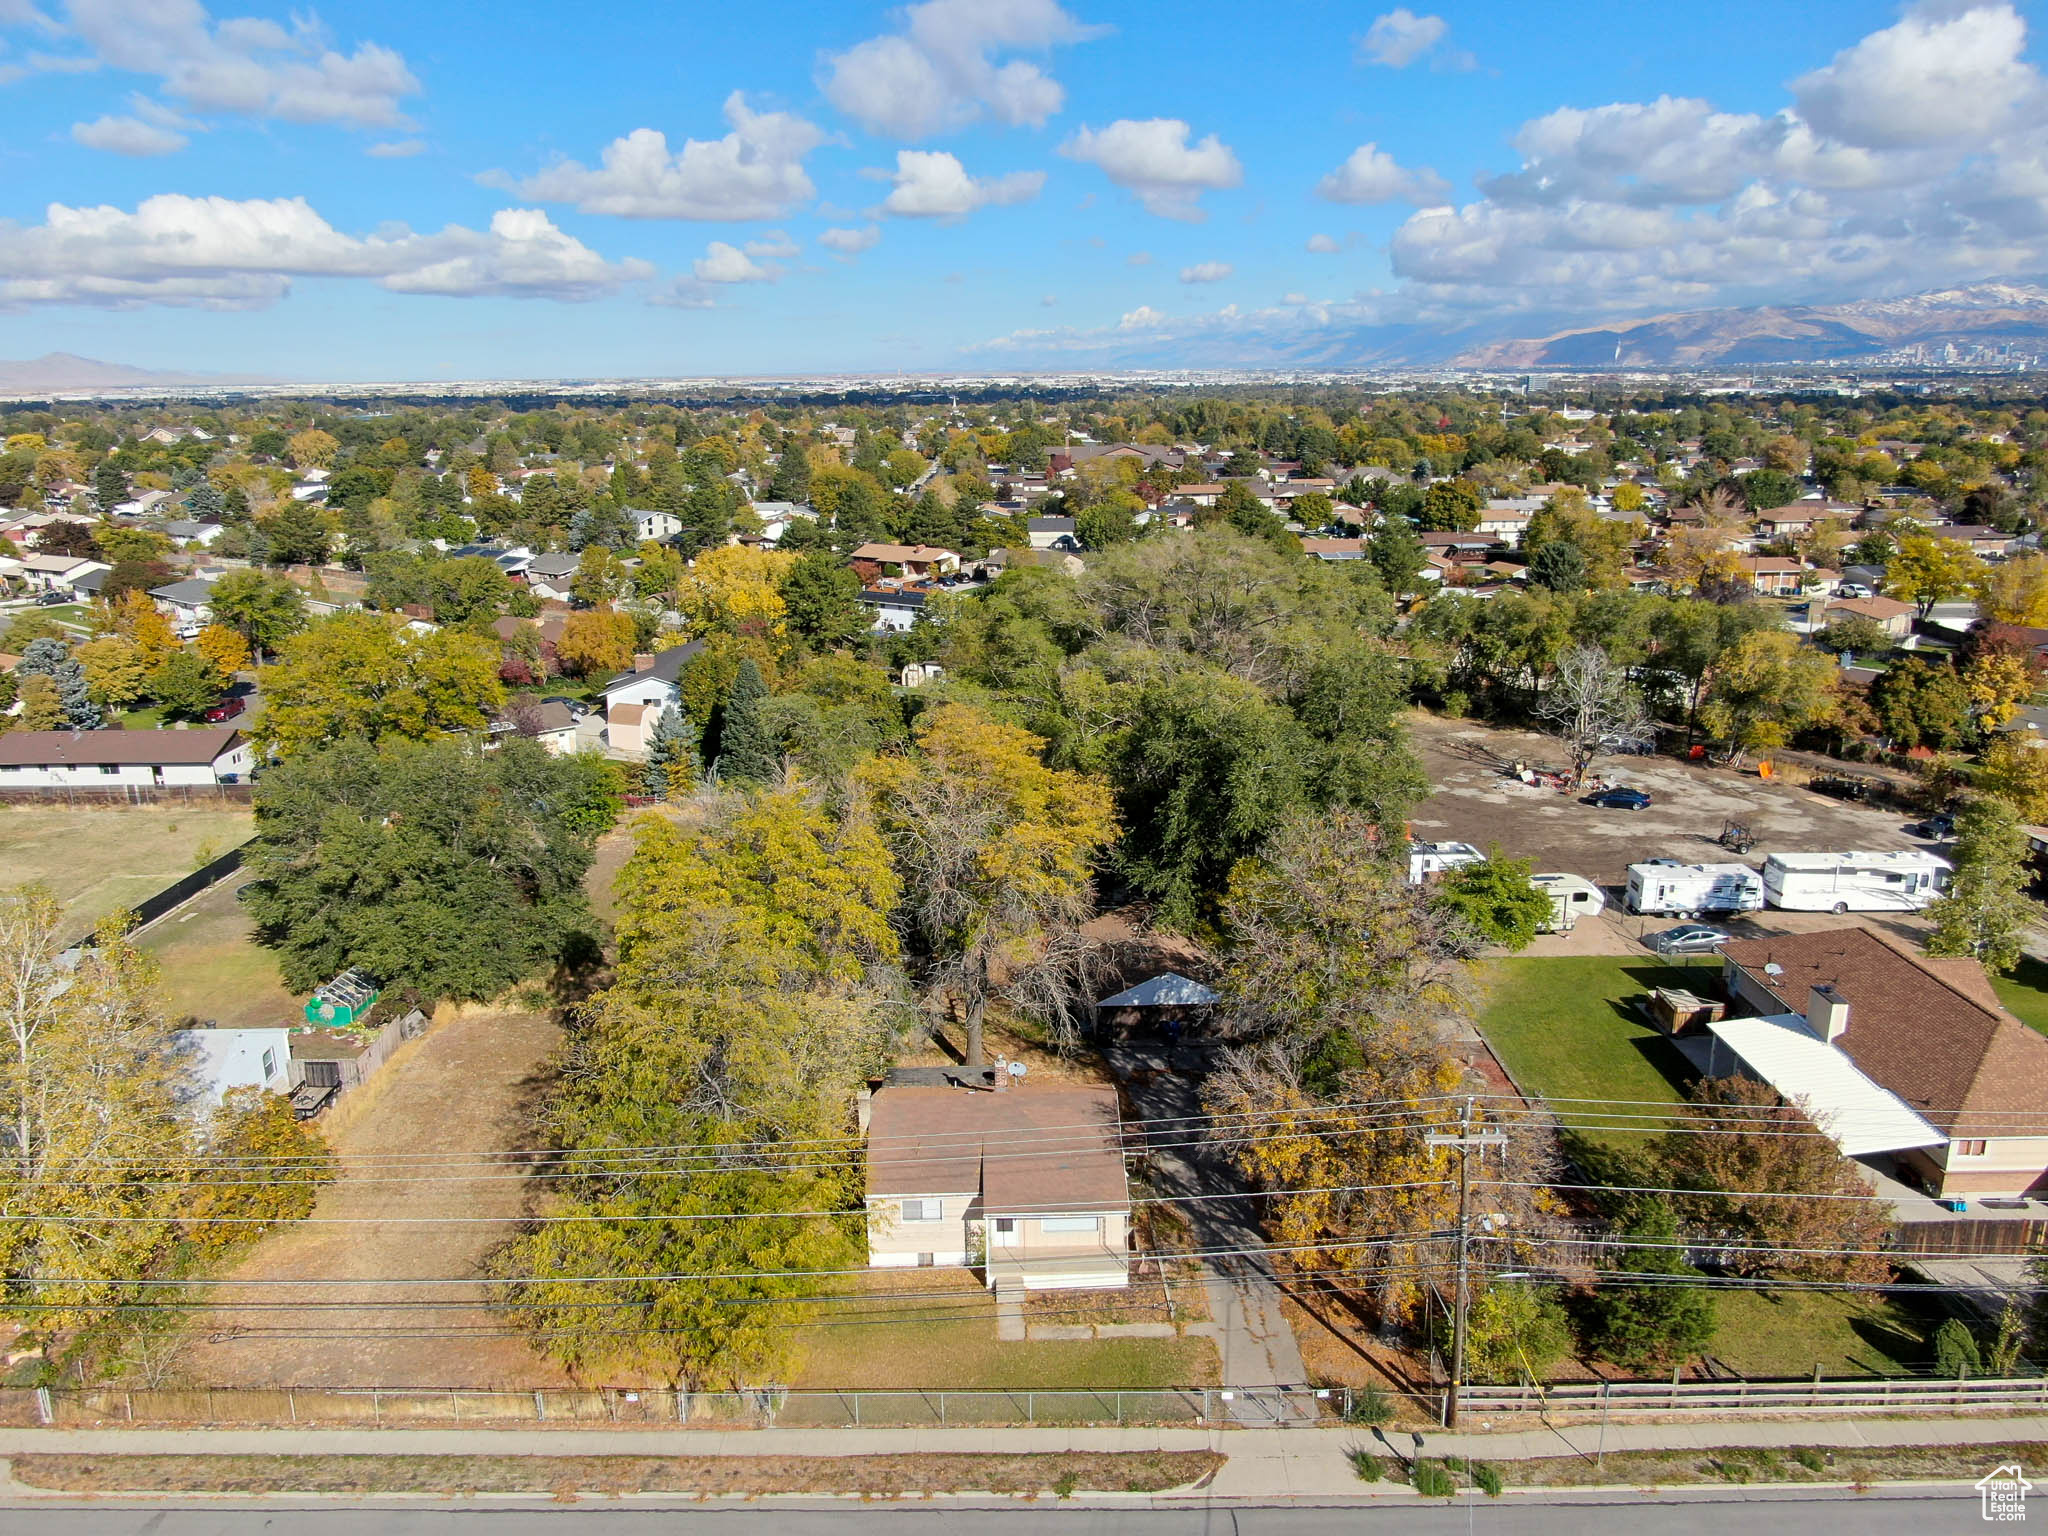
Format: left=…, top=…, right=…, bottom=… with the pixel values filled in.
left=0, top=803, right=252, bottom=933
left=1407, top=711, right=1949, bottom=955
left=176, top=1005, right=570, bottom=1390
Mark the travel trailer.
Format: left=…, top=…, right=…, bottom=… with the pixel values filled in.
left=1531, top=872, right=1606, bottom=932
left=1625, top=861, right=1765, bottom=917
left=1408, top=840, right=1484, bottom=884
left=1761, top=850, right=1951, bottom=913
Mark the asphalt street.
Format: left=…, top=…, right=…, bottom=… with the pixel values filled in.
left=0, top=1490, right=2000, bottom=1534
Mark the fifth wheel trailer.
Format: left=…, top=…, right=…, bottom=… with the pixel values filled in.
left=1625, top=862, right=1764, bottom=916
left=1761, top=850, right=1951, bottom=913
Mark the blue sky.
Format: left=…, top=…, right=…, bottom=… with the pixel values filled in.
left=0, top=0, right=2043, bottom=378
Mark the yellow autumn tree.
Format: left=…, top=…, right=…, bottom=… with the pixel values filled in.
left=75, top=635, right=147, bottom=711
left=862, top=704, right=1117, bottom=1064
left=286, top=428, right=339, bottom=470
left=1963, top=649, right=2037, bottom=729
left=1980, top=735, right=2048, bottom=823
left=1700, top=630, right=1837, bottom=763
left=1979, top=554, right=2048, bottom=627
left=678, top=545, right=798, bottom=638
left=92, top=589, right=179, bottom=671
left=194, top=623, right=251, bottom=679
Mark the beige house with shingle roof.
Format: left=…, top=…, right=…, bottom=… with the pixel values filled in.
left=862, top=1068, right=1130, bottom=1291
left=1719, top=928, right=2048, bottom=1197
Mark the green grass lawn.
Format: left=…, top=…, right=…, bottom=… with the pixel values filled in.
left=0, top=803, right=254, bottom=933
left=1992, top=955, right=2048, bottom=1036
left=137, top=873, right=299, bottom=1029
left=1477, top=956, right=1712, bottom=1137
left=1701, top=1288, right=1941, bottom=1379
left=115, top=705, right=169, bottom=729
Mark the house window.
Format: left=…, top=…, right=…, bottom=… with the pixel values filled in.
left=1955, top=1140, right=1988, bottom=1157
left=917, top=1252, right=935, bottom=1267
left=99, top=764, right=119, bottom=775
left=900, top=1199, right=942, bottom=1222
left=993, top=1218, right=1015, bottom=1236
left=1039, top=1216, right=1102, bottom=1234
left=261, top=1048, right=276, bottom=1080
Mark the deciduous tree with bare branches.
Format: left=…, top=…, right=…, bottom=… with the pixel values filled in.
left=1537, top=644, right=1654, bottom=789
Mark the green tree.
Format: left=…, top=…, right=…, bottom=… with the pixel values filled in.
left=1436, top=849, right=1553, bottom=951
left=262, top=500, right=333, bottom=566
left=1699, top=630, right=1835, bottom=763
left=1527, top=539, right=1587, bottom=593
left=779, top=549, right=866, bottom=647
left=242, top=736, right=607, bottom=1000
left=428, top=556, right=512, bottom=623
left=1464, top=1285, right=1574, bottom=1384
left=715, top=658, right=775, bottom=785
left=206, top=569, right=307, bottom=662
left=150, top=648, right=226, bottom=720
left=642, top=705, right=698, bottom=799
left=1075, top=500, right=1140, bottom=549
left=1926, top=796, right=2036, bottom=975
left=1369, top=514, right=1428, bottom=600
left=1418, top=479, right=1483, bottom=532
left=1584, top=1200, right=1717, bottom=1368
left=1934, top=1317, right=1983, bottom=1379
left=1886, top=532, right=1979, bottom=618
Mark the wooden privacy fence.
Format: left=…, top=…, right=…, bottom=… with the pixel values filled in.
left=1460, top=1373, right=2048, bottom=1418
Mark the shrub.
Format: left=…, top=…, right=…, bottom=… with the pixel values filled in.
left=1412, top=1462, right=1458, bottom=1498
left=1343, top=1384, right=1394, bottom=1424
left=1935, top=1317, right=1982, bottom=1378
left=1471, top=1462, right=1504, bottom=1497
left=1346, top=1449, right=1385, bottom=1483
left=1794, top=1449, right=1825, bottom=1473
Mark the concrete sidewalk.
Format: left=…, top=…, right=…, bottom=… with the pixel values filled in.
left=3, top=1414, right=2046, bottom=1502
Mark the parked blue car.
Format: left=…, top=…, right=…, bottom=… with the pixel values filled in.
left=1585, top=786, right=1652, bottom=810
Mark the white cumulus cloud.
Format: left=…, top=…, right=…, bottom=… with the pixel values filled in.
left=878, top=149, right=1045, bottom=217
left=0, top=193, right=651, bottom=309
left=1305, top=232, right=1341, bottom=253
left=1316, top=142, right=1450, bottom=205
left=30, top=0, right=420, bottom=128
left=821, top=0, right=1097, bottom=140
left=1179, top=261, right=1232, bottom=283
left=1359, top=9, right=1471, bottom=70
left=819, top=224, right=882, bottom=254
left=1060, top=118, right=1241, bottom=220
left=365, top=138, right=424, bottom=158
left=1792, top=2, right=2040, bottom=150
left=71, top=114, right=187, bottom=155
left=693, top=241, right=771, bottom=283
left=512, top=92, right=823, bottom=220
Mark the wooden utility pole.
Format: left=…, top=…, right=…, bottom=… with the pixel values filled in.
left=1427, top=1096, right=1505, bottom=1429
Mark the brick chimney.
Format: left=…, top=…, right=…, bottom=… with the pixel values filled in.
left=1807, top=984, right=1849, bottom=1044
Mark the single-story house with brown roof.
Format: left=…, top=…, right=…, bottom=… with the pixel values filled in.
left=1717, top=928, right=2048, bottom=1197
left=0, top=727, right=254, bottom=790
left=1735, top=556, right=1806, bottom=596
left=1823, top=593, right=1914, bottom=639
left=863, top=1067, right=1131, bottom=1291
left=848, top=543, right=960, bottom=578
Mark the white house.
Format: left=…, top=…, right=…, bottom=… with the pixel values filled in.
left=160, top=518, right=226, bottom=548
left=858, top=587, right=926, bottom=632
left=20, top=555, right=109, bottom=595
left=173, top=1025, right=295, bottom=1109
left=627, top=506, right=682, bottom=543
left=601, top=643, right=704, bottom=752
left=0, top=727, right=254, bottom=790
left=864, top=1069, right=1131, bottom=1291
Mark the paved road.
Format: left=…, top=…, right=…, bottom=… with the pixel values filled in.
left=0, top=1491, right=1992, bottom=1533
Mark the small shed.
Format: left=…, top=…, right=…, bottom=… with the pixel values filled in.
left=1645, top=987, right=1726, bottom=1037
left=305, top=968, right=379, bottom=1027
left=1095, top=972, right=1220, bottom=1037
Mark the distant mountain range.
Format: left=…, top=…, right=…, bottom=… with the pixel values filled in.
left=0, top=352, right=277, bottom=393
left=1449, top=282, right=2048, bottom=369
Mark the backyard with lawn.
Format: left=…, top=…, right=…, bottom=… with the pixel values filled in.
left=138, top=872, right=299, bottom=1029
left=1477, top=955, right=1713, bottom=1135
left=1992, top=955, right=2048, bottom=1036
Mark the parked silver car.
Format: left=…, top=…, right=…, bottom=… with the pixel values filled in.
left=1647, top=924, right=1732, bottom=955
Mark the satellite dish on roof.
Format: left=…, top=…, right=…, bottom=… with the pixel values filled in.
left=1007, top=1060, right=1027, bottom=1078
left=1764, top=963, right=1784, bottom=976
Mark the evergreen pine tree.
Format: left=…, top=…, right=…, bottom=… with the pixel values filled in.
left=715, top=659, right=774, bottom=786
left=93, top=460, right=128, bottom=511
left=643, top=705, right=698, bottom=800
left=769, top=447, right=812, bottom=504
left=16, top=638, right=103, bottom=729
left=1926, top=797, right=2037, bottom=974
left=1585, top=1199, right=1716, bottom=1368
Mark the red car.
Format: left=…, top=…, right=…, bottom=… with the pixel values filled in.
left=202, top=695, right=246, bottom=723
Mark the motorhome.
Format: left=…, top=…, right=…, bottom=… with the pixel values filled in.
left=1408, top=840, right=1484, bottom=884
left=1625, top=862, right=1765, bottom=916
left=1531, top=873, right=1606, bottom=932
left=1761, top=850, right=1951, bottom=913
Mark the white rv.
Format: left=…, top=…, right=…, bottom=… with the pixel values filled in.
left=1408, top=840, right=1484, bottom=884
left=1625, top=862, right=1765, bottom=916
left=1531, top=873, right=1606, bottom=932
left=1761, top=850, right=1951, bottom=913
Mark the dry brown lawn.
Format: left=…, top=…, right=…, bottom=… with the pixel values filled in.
left=0, top=803, right=253, bottom=931
left=175, top=1005, right=569, bottom=1390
